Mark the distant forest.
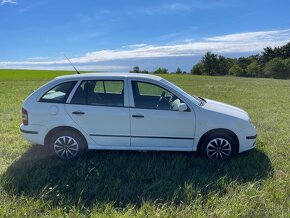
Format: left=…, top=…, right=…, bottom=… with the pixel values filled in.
left=129, top=41, right=290, bottom=79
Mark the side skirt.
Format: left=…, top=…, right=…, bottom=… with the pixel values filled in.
left=87, top=144, right=194, bottom=152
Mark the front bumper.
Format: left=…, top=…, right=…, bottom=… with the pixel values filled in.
left=238, top=124, right=257, bottom=153
left=20, top=124, right=47, bottom=145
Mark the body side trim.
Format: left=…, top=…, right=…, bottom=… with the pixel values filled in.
left=89, top=133, right=194, bottom=140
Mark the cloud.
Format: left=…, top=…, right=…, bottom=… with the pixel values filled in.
left=26, top=56, right=50, bottom=61
left=205, top=29, right=290, bottom=42
left=1, top=29, right=290, bottom=70
left=128, top=44, right=148, bottom=48
left=62, top=29, right=290, bottom=62
left=0, top=0, right=17, bottom=5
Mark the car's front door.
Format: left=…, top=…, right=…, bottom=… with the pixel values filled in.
left=65, top=79, right=130, bottom=148
left=129, top=80, right=195, bottom=149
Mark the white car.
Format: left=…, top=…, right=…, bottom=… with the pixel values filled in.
left=20, top=73, right=257, bottom=160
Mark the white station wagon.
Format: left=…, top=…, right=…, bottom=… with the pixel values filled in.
left=20, top=73, right=257, bottom=160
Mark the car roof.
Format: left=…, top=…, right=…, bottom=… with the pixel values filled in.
left=55, top=72, right=163, bottom=81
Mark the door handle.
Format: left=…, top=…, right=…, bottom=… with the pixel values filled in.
left=72, top=111, right=85, bottom=115
left=132, top=114, right=144, bottom=118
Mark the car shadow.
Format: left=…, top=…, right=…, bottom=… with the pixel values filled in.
left=1, top=141, right=273, bottom=208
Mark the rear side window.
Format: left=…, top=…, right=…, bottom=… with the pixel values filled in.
left=70, top=80, right=124, bottom=107
left=93, top=81, right=124, bottom=94
left=40, top=81, right=76, bottom=103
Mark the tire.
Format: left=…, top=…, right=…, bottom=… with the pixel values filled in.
left=49, top=130, right=87, bottom=160
left=200, top=133, right=237, bottom=160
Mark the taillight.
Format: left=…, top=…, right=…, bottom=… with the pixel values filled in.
left=22, top=108, right=28, bottom=125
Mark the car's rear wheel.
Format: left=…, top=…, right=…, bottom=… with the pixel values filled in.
left=200, top=133, right=237, bottom=160
left=49, top=130, right=87, bottom=159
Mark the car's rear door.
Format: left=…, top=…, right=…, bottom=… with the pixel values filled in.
left=129, top=80, right=195, bottom=150
left=65, top=78, right=130, bottom=148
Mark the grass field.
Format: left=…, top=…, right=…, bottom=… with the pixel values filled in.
left=0, top=69, right=289, bottom=217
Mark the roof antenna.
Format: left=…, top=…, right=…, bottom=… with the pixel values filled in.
left=64, top=54, right=80, bottom=74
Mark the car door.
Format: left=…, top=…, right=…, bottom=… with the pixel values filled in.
left=129, top=80, right=195, bottom=149
left=65, top=79, right=130, bottom=148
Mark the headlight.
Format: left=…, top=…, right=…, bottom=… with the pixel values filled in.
left=248, top=115, right=252, bottom=125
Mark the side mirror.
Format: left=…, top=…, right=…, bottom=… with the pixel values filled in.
left=178, top=103, right=188, bottom=112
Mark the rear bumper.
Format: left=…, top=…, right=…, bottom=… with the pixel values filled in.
left=20, top=124, right=47, bottom=145
left=20, top=129, right=38, bottom=134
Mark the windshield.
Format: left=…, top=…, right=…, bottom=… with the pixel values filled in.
left=161, top=79, right=202, bottom=106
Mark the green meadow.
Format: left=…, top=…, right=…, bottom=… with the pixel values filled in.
left=0, top=69, right=289, bottom=217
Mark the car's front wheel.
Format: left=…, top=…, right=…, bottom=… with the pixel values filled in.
left=200, top=133, right=237, bottom=160
left=49, top=130, right=87, bottom=159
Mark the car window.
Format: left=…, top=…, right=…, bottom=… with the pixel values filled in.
left=40, top=81, right=76, bottom=103
left=132, top=81, right=183, bottom=111
left=137, top=82, right=167, bottom=96
left=105, top=81, right=123, bottom=94
left=94, top=81, right=105, bottom=93
left=70, top=80, right=124, bottom=107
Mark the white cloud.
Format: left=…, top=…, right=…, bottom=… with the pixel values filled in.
left=0, top=0, right=17, bottom=5
left=1, top=29, right=290, bottom=70
left=128, top=44, right=148, bottom=48
left=63, top=29, right=290, bottom=63
left=26, top=56, right=50, bottom=61
left=205, top=29, right=290, bottom=42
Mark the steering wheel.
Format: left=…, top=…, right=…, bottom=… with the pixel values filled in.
left=156, top=91, right=166, bottom=108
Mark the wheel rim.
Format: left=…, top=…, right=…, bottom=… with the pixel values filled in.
left=206, top=138, right=232, bottom=160
left=53, top=136, right=79, bottom=159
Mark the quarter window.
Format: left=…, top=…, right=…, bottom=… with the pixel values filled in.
left=71, top=80, right=124, bottom=107
left=40, top=81, right=76, bottom=103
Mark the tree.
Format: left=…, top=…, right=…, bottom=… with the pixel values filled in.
left=190, top=62, right=203, bottom=75
left=260, top=42, right=290, bottom=65
left=261, top=46, right=277, bottom=64
left=140, top=69, right=149, bottom=74
left=280, top=41, right=290, bottom=59
left=246, top=61, right=262, bottom=77
left=129, top=66, right=140, bottom=73
left=237, top=57, right=252, bottom=71
left=265, top=58, right=290, bottom=79
left=154, top=67, right=168, bottom=74
left=176, top=67, right=182, bottom=74
left=228, top=64, right=244, bottom=76
left=217, top=55, right=231, bottom=75
left=201, top=52, right=219, bottom=75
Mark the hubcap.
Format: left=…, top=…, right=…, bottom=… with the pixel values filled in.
left=53, top=136, right=79, bottom=159
left=206, top=138, right=232, bottom=160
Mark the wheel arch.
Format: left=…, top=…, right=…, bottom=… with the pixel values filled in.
left=44, top=126, right=88, bottom=147
left=197, top=128, right=239, bottom=153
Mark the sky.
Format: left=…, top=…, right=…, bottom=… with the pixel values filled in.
left=1, top=0, right=290, bottom=72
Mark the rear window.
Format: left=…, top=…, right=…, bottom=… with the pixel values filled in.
left=40, top=81, right=76, bottom=103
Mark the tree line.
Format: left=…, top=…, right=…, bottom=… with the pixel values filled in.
left=129, top=41, right=290, bottom=79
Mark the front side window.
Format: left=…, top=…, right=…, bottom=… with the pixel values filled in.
left=132, top=81, right=183, bottom=110
left=40, top=81, right=76, bottom=103
left=71, top=80, right=124, bottom=107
